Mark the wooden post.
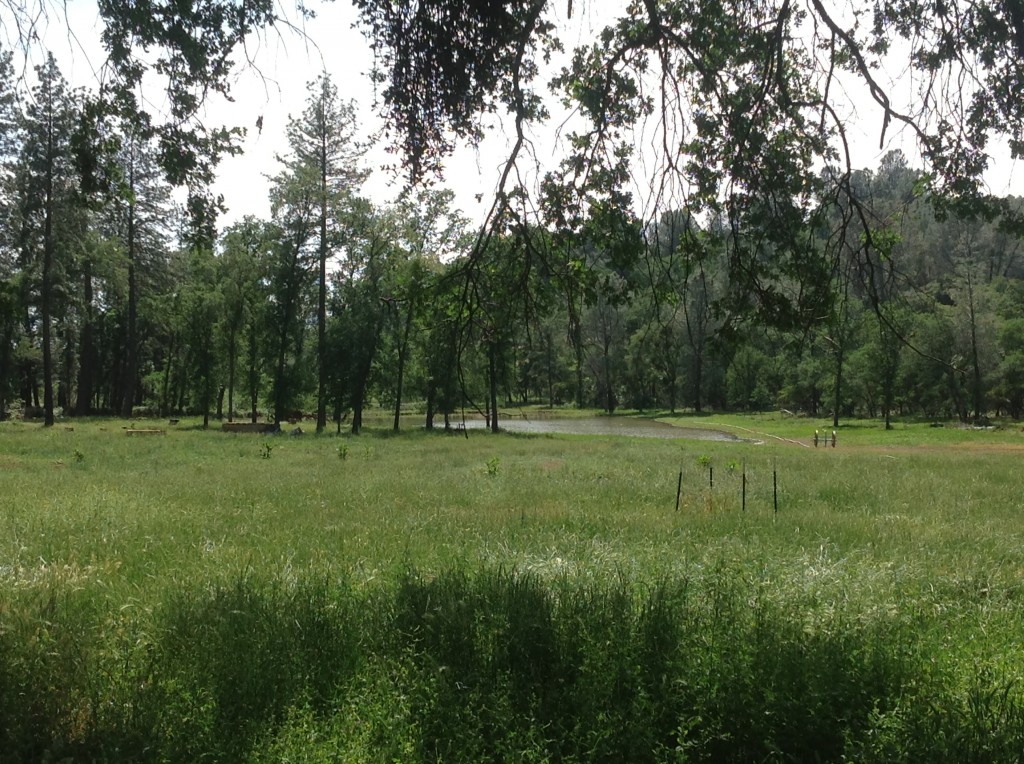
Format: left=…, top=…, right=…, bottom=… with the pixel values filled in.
left=675, top=470, right=683, bottom=512
left=709, top=466, right=714, bottom=490
left=742, top=462, right=746, bottom=512
left=773, top=460, right=778, bottom=516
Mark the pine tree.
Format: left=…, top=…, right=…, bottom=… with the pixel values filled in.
left=267, top=160, right=317, bottom=426
left=280, top=74, right=367, bottom=433
left=17, top=53, right=81, bottom=426
left=99, top=132, right=173, bottom=416
left=0, top=46, right=22, bottom=419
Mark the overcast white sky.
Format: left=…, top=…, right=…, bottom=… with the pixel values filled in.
left=16, top=0, right=1023, bottom=229
left=20, top=1, right=619, bottom=226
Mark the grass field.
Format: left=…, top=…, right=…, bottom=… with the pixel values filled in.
left=2, top=412, right=1024, bottom=761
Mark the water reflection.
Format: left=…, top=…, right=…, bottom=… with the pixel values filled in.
left=460, top=416, right=750, bottom=442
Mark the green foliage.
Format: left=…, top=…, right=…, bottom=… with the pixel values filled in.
left=16, top=52, right=86, bottom=427
left=727, top=346, right=777, bottom=412
left=353, top=0, right=556, bottom=183
left=280, top=73, right=369, bottom=433
left=94, top=0, right=278, bottom=187
left=3, top=42, right=1023, bottom=431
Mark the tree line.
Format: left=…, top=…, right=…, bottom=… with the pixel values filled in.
left=0, top=48, right=1022, bottom=431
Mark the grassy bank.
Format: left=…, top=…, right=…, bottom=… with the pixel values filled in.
left=2, top=416, right=1024, bottom=761
left=660, top=408, right=1024, bottom=448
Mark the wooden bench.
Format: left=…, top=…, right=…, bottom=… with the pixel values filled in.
left=126, top=428, right=165, bottom=436
left=221, top=422, right=277, bottom=434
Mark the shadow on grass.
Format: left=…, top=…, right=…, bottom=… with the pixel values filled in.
left=3, top=567, right=1024, bottom=762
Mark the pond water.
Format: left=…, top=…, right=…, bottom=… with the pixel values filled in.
left=460, top=415, right=752, bottom=442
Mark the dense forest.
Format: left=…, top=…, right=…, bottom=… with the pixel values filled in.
left=0, top=44, right=1023, bottom=432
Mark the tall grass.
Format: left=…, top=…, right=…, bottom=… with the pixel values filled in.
left=2, top=417, right=1024, bottom=760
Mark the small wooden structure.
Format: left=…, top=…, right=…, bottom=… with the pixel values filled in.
left=221, top=422, right=277, bottom=434
left=126, top=428, right=165, bottom=436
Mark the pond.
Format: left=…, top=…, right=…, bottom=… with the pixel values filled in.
left=460, top=415, right=754, bottom=442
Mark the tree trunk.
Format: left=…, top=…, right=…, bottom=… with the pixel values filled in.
left=202, top=376, right=211, bottom=429
left=316, top=151, right=328, bottom=434
left=351, top=386, right=364, bottom=435
left=160, top=344, right=174, bottom=417
left=966, top=272, right=985, bottom=422
left=350, top=347, right=376, bottom=436
left=174, top=351, right=189, bottom=414
left=393, top=304, right=415, bottom=431
left=227, top=329, right=237, bottom=422
left=602, top=326, right=616, bottom=414
left=569, top=311, right=584, bottom=408
left=274, top=235, right=303, bottom=427
left=949, top=368, right=968, bottom=423
left=832, top=344, right=844, bottom=428
left=119, top=193, right=138, bottom=418
left=489, top=339, right=499, bottom=433
left=41, top=187, right=55, bottom=426
left=75, top=260, right=96, bottom=415
left=20, top=358, right=34, bottom=410
left=273, top=280, right=297, bottom=426
left=248, top=324, right=259, bottom=423
left=274, top=330, right=289, bottom=427
left=425, top=377, right=436, bottom=430
left=0, top=333, right=8, bottom=418
left=545, top=329, right=555, bottom=407
left=692, top=353, right=703, bottom=413
left=58, top=322, right=74, bottom=412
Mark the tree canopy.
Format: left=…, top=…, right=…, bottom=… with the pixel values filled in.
left=5, top=3, right=1021, bottom=248
left=348, top=0, right=1024, bottom=329
left=2, top=0, right=1024, bottom=426
left=352, top=0, right=1024, bottom=195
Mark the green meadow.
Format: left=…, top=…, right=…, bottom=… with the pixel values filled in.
left=3, top=414, right=1024, bottom=761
